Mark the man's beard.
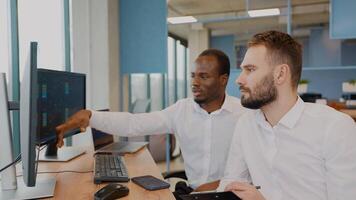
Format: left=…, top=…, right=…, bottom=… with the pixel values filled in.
left=240, top=74, right=277, bottom=109
left=193, top=93, right=215, bottom=105
left=194, top=98, right=205, bottom=104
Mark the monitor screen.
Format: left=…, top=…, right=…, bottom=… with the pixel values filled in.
left=37, top=69, right=86, bottom=144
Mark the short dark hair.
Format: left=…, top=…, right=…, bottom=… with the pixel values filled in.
left=199, top=48, right=230, bottom=77
left=248, top=30, right=302, bottom=89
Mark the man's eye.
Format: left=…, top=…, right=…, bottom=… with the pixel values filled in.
left=201, top=75, right=208, bottom=79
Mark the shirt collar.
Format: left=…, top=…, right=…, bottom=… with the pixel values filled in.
left=255, top=96, right=305, bottom=129
left=278, top=96, right=305, bottom=129
left=192, top=93, right=235, bottom=114
left=220, top=93, right=236, bottom=113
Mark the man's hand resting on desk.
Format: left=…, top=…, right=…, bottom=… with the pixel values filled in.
left=55, top=109, right=92, bottom=148
left=225, top=182, right=265, bottom=200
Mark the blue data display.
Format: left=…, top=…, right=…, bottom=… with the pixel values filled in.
left=41, top=84, right=47, bottom=98
left=37, top=69, right=85, bottom=143
left=64, top=82, right=69, bottom=95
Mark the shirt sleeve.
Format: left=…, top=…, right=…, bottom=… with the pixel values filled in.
left=323, top=115, right=356, bottom=199
left=89, top=103, right=179, bottom=137
left=217, top=120, right=251, bottom=192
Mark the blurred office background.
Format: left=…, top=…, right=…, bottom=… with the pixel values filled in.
left=1, top=0, right=356, bottom=173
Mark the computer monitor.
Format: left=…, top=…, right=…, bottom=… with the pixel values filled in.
left=0, top=42, right=56, bottom=199
left=20, top=42, right=40, bottom=187
left=37, top=69, right=86, bottom=161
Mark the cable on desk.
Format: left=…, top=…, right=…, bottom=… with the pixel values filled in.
left=0, top=143, right=46, bottom=173
left=12, top=145, right=93, bottom=176
left=0, top=154, right=21, bottom=173
left=37, top=170, right=94, bottom=174
left=16, top=170, right=93, bottom=177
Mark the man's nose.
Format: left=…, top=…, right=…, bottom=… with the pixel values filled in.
left=236, top=73, right=244, bottom=86
left=191, top=77, right=200, bottom=86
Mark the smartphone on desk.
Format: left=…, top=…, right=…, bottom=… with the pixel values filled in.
left=131, top=175, right=170, bottom=191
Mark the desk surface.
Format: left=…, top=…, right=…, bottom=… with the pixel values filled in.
left=340, top=109, right=356, bottom=121
left=39, top=147, right=175, bottom=200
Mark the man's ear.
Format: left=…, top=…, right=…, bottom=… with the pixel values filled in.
left=220, top=74, right=229, bottom=86
left=274, top=64, right=289, bottom=85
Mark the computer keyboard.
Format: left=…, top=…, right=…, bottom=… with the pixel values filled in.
left=94, top=153, right=129, bottom=184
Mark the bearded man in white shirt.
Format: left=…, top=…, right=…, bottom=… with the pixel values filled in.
left=218, top=30, right=356, bottom=200
left=56, top=49, right=247, bottom=196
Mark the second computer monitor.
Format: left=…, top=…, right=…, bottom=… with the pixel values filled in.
left=37, top=69, right=86, bottom=144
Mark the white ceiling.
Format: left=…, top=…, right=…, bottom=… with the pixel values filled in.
left=167, top=0, right=330, bottom=42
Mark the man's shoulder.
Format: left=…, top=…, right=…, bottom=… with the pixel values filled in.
left=303, top=103, right=354, bottom=126
left=168, top=98, right=196, bottom=110
left=174, top=97, right=193, bottom=105
left=236, top=109, right=257, bottom=123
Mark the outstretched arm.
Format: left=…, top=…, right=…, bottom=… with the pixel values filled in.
left=56, top=109, right=92, bottom=147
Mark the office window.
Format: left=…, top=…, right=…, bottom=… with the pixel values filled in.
left=167, top=37, right=176, bottom=105
left=129, top=36, right=188, bottom=112
left=186, top=49, right=191, bottom=97
left=18, top=0, right=65, bottom=80
left=176, top=41, right=186, bottom=100
left=167, top=36, right=189, bottom=105
left=149, top=74, right=163, bottom=111
left=0, top=0, right=11, bottom=82
left=131, top=74, right=148, bottom=104
left=130, top=73, right=163, bottom=112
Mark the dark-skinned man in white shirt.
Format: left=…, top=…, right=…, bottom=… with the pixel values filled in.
left=56, top=49, right=248, bottom=199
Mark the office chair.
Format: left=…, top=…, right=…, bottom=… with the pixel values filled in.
left=162, top=145, right=186, bottom=180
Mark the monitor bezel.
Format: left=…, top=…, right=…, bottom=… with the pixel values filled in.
left=20, top=42, right=38, bottom=187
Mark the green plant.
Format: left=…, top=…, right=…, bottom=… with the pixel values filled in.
left=347, top=79, right=356, bottom=85
left=299, top=79, right=309, bottom=84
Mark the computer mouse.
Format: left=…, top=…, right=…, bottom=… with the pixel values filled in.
left=94, top=183, right=129, bottom=200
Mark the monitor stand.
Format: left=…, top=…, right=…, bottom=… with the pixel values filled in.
left=39, top=142, right=85, bottom=162
left=0, top=177, right=56, bottom=200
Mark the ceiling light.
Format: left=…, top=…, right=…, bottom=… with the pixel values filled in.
left=167, top=16, right=197, bottom=24
left=248, top=8, right=280, bottom=17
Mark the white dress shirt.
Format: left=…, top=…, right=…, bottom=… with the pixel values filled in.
left=218, top=97, right=356, bottom=200
left=90, top=94, right=247, bottom=188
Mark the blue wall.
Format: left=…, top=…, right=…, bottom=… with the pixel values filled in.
left=330, top=0, right=356, bottom=39
left=300, top=38, right=310, bottom=69
left=308, top=28, right=341, bottom=67
left=210, top=35, right=237, bottom=68
left=341, top=40, right=356, bottom=66
left=226, top=69, right=241, bottom=98
left=300, top=28, right=356, bottom=99
left=210, top=35, right=240, bottom=97
left=302, top=68, right=356, bottom=99
left=120, top=0, right=167, bottom=74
